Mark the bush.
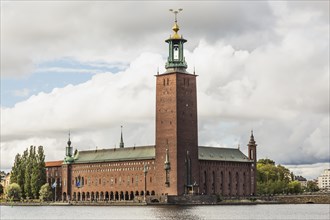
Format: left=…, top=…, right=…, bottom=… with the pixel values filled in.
left=39, top=183, right=52, bottom=202
left=5, top=183, right=22, bottom=201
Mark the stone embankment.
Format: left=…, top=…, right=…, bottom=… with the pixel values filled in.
left=1, top=193, right=329, bottom=206
left=273, top=194, right=330, bottom=204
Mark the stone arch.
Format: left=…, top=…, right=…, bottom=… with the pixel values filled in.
left=96, top=191, right=99, bottom=201
left=100, top=191, right=104, bottom=201
left=62, top=192, right=67, bottom=201
left=91, top=192, right=95, bottom=201
left=146, top=191, right=150, bottom=196
left=135, top=191, right=139, bottom=196
left=140, top=191, right=144, bottom=196
left=120, top=191, right=124, bottom=200
left=86, top=192, right=90, bottom=201
left=105, top=191, right=109, bottom=201
left=130, top=191, right=134, bottom=200
left=115, top=191, right=119, bottom=200
left=82, top=192, right=86, bottom=201
left=151, top=190, right=155, bottom=196
left=77, top=192, right=81, bottom=201
left=125, top=191, right=129, bottom=200
left=73, top=192, right=77, bottom=201
left=110, top=191, right=114, bottom=201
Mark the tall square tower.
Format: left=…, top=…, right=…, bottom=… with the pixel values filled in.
left=155, top=12, right=199, bottom=195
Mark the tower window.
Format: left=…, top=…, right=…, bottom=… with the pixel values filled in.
left=167, top=78, right=169, bottom=85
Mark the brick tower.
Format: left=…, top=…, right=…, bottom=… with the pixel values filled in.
left=155, top=10, right=199, bottom=195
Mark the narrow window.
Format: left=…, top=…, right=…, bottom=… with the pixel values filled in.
left=167, top=78, right=169, bottom=85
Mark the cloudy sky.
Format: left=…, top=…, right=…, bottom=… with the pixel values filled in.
left=1, top=1, right=329, bottom=179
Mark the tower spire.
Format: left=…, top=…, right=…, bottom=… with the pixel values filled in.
left=165, top=8, right=187, bottom=71
left=120, top=126, right=124, bottom=148
left=169, top=8, right=183, bottom=39
left=67, top=130, right=71, bottom=147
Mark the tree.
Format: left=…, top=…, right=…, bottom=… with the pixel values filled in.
left=5, top=183, right=22, bottom=201
left=288, top=180, right=302, bottom=194
left=39, top=183, right=52, bottom=202
left=0, top=184, right=4, bottom=195
left=257, top=158, right=299, bottom=195
left=306, top=181, right=319, bottom=192
left=10, top=154, right=21, bottom=184
left=31, top=146, right=46, bottom=199
left=24, top=146, right=34, bottom=199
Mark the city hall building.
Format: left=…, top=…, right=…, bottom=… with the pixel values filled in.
left=46, top=16, right=258, bottom=202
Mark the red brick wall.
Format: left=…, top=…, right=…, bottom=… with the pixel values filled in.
left=68, top=159, right=157, bottom=200
left=155, top=72, right=199, bottom=195
left=199, top=160, right=252, bottom=197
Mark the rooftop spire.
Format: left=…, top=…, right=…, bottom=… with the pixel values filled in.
left=67, top=130, right=71, bottom=147
left=169, top=8, right=183, bottom=39
left=120, top=126, right=124, bottom=148
left=249, top=130, right=256, bottom=145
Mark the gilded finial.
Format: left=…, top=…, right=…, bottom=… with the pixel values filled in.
left=169, top=8, right=183, bottom=39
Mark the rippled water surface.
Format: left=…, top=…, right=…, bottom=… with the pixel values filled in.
left=1, top=204, right=329, bottom=220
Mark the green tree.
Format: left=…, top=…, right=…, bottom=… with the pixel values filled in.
left=24, top=146, right=34, bottom=199
left=19, top=149, right=29, bottom=197
left=31, top=146, right=46, bottom=198
left=257, top=159, right=296, bottom=195
left=258, top=159, right=275, bottom=165
left=0, top=184, right=4, bottom=195
left=39, top=183, right=52, bottom=202
left=5, top=183, right=22, bottom=201
left=288, top=180, right=302, bottom=194
left=306, top=181, right=319, bottom=192
left=10, top=154, right=21, bottom=184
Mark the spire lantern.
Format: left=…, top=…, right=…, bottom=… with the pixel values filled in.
left=67, top=131, right=71, bottom=147
left=64, top=131, right=74, bottom=164
left=165, top=8, right=188, bottom=71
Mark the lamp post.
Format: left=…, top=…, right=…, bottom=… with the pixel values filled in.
left=143, top=164, right=148, bottom=202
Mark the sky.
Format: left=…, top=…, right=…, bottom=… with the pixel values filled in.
left=1, top=1, right=329, bottom=180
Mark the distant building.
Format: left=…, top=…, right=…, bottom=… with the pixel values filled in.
left=0, top=173, right=11, bottom=189
left=46, top=14, right=258, bottom=202
left=295, top=175, right=307, bottom=188
left=318, top=169, right=330, bottom=190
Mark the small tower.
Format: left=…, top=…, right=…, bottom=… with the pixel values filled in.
left=65, top=131, right=74, bottom=164
left=119, top=126, right=124, bottom=148
left=248, top=130, right=257, bottom=195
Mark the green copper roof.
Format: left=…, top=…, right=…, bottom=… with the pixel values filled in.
left=198, top=146, right=252, bottom=163
left=74, top=146, right=156, bottom=164
left=72, top=145, right=251, bottom=164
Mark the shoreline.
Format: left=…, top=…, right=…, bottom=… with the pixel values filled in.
left=1, top=193, right=329, bottom=206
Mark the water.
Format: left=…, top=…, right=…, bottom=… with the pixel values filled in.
left=1, top=204, right=329, bottom=220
